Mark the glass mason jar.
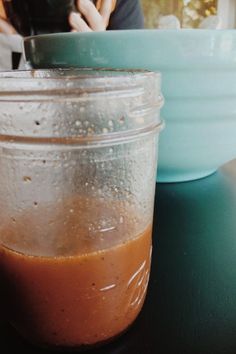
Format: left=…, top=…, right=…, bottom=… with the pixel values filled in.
left=0, top=69, right=163, bottom=350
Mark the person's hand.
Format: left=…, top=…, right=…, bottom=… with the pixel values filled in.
left=69, top=0, right=116, bottom=32
left=0, top=17, right=17, bottom=34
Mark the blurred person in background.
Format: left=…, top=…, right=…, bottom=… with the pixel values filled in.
left=0, top=0, right=144, bottom=34
left=0, top=0, right=144, bottom=69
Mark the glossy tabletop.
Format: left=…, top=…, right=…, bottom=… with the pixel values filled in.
left=1, top=160, right=236, bottom=354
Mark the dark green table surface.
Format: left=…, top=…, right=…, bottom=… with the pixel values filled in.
left=1, top=161, right=236, bottom=354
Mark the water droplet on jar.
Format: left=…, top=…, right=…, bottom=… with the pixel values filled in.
left=75, top=120, right=81, bottom=127
left=119, top=116, right=125, bottom=124
left=23, top=176, right=31, bottom=182
left=136, top=116, right=144, bottom=125
left=102, top=128, right=108, bottom=134
left=87, top=127, right=94, bottom=135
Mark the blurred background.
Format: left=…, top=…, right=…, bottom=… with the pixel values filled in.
left=1, top=1, right=236, bottom=30
left=141, top=0, right=216, bottom=28
left=141, top=0, right=236, bottom=29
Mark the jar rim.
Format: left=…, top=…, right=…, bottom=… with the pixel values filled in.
left=0, top=68, right=161, bottom=97
left=0, top=68, right=163, bottom=145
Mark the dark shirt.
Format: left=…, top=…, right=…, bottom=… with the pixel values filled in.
left=108, top=0, right=144, bottom=30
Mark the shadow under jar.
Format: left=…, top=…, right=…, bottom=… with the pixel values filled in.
left=0, top=68, right=163, bottom=350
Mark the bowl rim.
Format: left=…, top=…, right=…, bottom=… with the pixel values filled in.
left=24, top=28, right=236, bottom=43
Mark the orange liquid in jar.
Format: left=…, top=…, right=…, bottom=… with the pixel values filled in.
left=0, top=198, right=152, bottom=349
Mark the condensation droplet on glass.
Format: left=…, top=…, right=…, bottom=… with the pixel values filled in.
left=91, top=185, right=95, bottom=191
left=101, top=220, right=106, bottom=227
left=109, top=148, right=113, bottom=154
left=75, top=120, right=81, bottom=127
left=119, top=216, right=124, bottom=224
left=87, top=127, right=94, bottom=135
left=136, top=116, right=145, bottom=125
left=108, top=120, right=113, bottom=127
left=70, top=209, right=74, bottom=213
left=119, top=116, right=125, bottom=124
left=80, top=106, right=85, bottom=113
left=11, top=217, right=16, bottom=223
left=85, top=182, right=89, bottom=187
left=103, top=128, right=108, bottom=134
left=23, top=176, right=31, bottom=182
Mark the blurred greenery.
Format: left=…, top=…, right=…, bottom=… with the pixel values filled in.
left=141, top=0, right=217, bottom=28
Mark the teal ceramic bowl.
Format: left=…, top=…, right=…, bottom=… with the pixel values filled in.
left=24, top=30, right=236, bottom=182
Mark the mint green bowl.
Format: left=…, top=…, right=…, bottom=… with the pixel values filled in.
left=24, top=30, right=236, bottom=182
